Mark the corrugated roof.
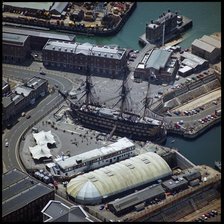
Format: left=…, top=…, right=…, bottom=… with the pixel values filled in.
left=109, top=184, right=165, bottom=212
left=192, top=39, right=215, bottom=53
left=66, top=152, right=172, bottom=204
left=146, top=49, right=172, bottom=70
left=200, top=35, right=221, bottom=49
left=181, top=52, right=208, bottom=65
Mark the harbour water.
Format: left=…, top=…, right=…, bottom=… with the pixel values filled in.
left=75, top=2, right=221, bottom=167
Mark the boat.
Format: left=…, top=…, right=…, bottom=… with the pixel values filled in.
left=214, top=161, right=221, bottom=171
left=60, top=69, right=167, bottom=144
left=171, top=139, right=175, bottom=143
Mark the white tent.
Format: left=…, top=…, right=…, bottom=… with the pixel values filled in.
left=29, top=145, right=52, bottom=160
left=33, top=130, right=56, bottom=146
left=29, top=130, right=56, bottom=160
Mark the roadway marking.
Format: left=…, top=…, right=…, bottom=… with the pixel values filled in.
left=47, top=95, right=59, bottom=105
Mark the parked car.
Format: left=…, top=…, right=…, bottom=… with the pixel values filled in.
left=26, top=114, right=31, bottom=119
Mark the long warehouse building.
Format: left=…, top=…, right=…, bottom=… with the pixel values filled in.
left=66, top=152, right=172, bottom=205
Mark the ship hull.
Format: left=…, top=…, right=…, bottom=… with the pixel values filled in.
left=70, top=105, right=167, bottom=144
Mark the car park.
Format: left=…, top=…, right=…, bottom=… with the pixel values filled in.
left=211, top=210, right=218, bottom=215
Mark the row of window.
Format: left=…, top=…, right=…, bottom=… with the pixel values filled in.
left=62, top=150, right=135, bottom=173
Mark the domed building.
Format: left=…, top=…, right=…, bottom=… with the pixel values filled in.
left=66, top=152, right=172, bottom=204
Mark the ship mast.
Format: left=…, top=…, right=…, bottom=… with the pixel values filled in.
left=143, top=80, right=152, bottom=118
left=113, top=73, right=130, bottom=116
left=78, top=66, right=96, bottom=107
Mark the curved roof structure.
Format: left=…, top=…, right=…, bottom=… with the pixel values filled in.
left=67, top=152, right=172, bottom=204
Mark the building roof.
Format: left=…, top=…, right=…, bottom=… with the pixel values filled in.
left=162, top=176, right=188, bottom=191
left=12, top=94, right=24, bottom=105
left=146, top=49, right=172, bottom=70
left=41, top=200, right=92, bottom=222
left=200, top=35, right=221, bottom=49
left=3, top=2, right=53, bottom=10
left=3, top=32, right=29, bottom=46
left=2, top=168, right=54, bottom=217
left=26, top=76, right=47, bottom=89
left=50, top=2, right=68, bottom=14
left=178, top=65, right=193, bottom=73
left=192, top=39, right=215, bottom=53
left=44, top=40, right=126, bottom=60
left=108, top=184, right=165, bottom=213
left=181, top=52, right=208, bottom=65
left=14, top=86, right=33, bottom=97
left=57, top=137, right=135, bottom=170
left=66, top=152, right=172, bottom=204
left=3, top=26, right=75, bottom=42
left=2, top=94, right=15, bottom=108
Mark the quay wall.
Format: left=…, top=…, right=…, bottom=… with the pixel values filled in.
left=183, top=117, right=221, bottom=139
left=167, top=117, right=221, bottom=139
left=3, top=2, right=137, bottom=37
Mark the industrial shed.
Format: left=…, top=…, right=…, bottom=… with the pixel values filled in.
left=66, top=152, right=172, bottom=205
left=191, top=34, right=221, bottom=63
left=108, top=184, right=165, bottom=216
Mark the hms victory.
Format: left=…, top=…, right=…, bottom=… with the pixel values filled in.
left=60, top=70, right=167, bottom=143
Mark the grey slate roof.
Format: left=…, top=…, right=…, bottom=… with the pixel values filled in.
left=44, top=40, right=126, bottom=60
left=146, top=49, right=172, bottom=70
left=3, top=32, right=29, bottom=45
left=2, top=169, right=54, bottom=217
left=3, top=26, right=75, bottom=42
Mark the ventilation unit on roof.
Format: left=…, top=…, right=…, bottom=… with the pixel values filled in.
left=104, top=53, right=107, bottom=57
left=52, top=47, right=55, bottom=50
left=65, top=48, right=67, bottom=51
left=98, top=53, right=101, bottom=56
left=59, top=47, right=61, bottom=51
left=111, top=54, right=113, bottom=58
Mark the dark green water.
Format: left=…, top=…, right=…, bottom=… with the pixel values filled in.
left=76, top=2, right=221, bottom=167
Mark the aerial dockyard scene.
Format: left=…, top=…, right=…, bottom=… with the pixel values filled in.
left=2, top=2, right=221, bottom=222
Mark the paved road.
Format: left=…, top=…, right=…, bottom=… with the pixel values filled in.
left=2, top=63, right=77, bottom=172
